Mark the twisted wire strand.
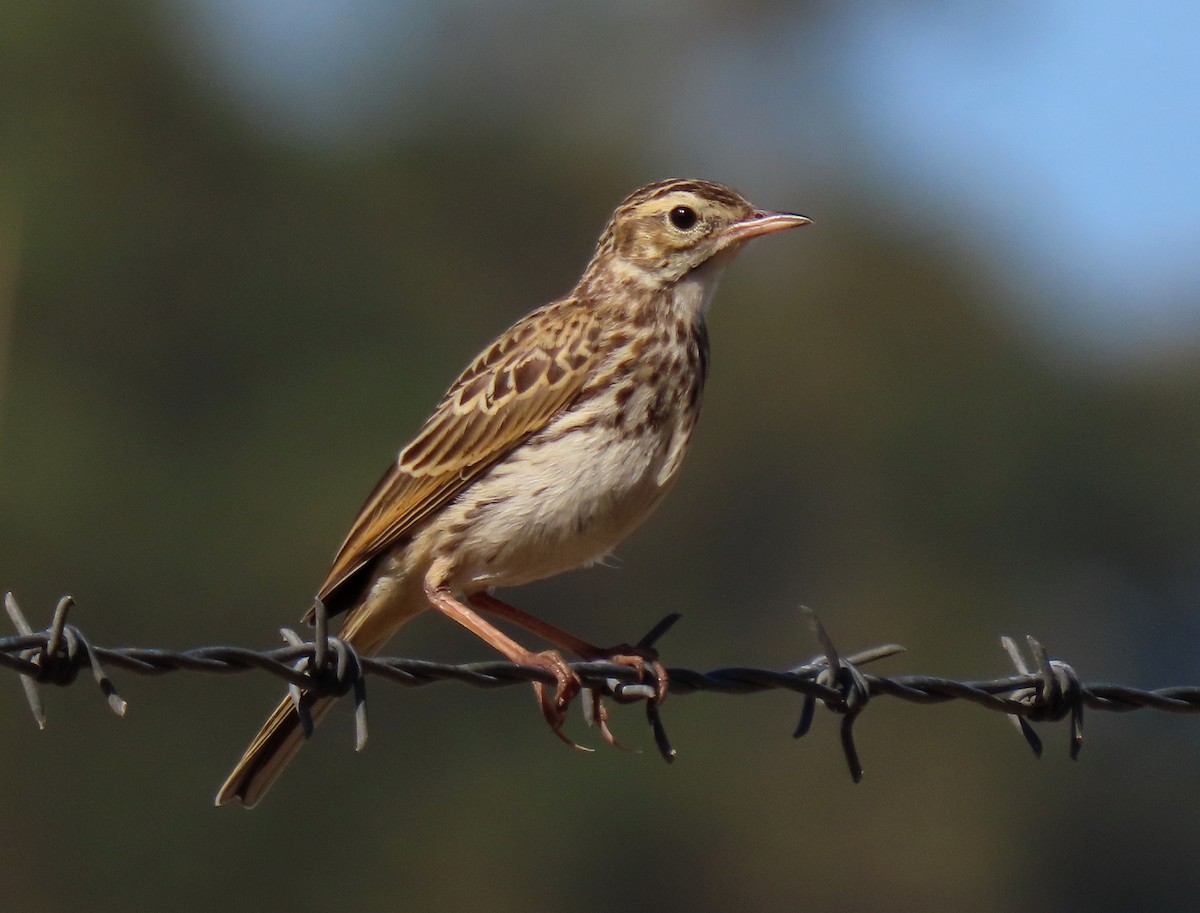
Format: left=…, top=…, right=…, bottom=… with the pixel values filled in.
left=4, top=593, right=1196, bottom=781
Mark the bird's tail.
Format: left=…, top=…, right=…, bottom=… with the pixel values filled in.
left=214, top=586, right=424, bottom=808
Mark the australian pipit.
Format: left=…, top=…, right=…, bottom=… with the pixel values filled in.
left=216, top=178, right=809, bottom=806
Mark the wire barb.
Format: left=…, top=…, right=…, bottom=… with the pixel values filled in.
left=3, top=594, right=1198, bottom=781
left=4, top=592, right=126, bottom=727
left=1001, top=635, right=1084, bottom=759
left=791, top=607, right=900, bottom=782
left=280, top=598, right=369, bottom=750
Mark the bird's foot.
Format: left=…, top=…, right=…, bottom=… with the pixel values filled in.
left=581, top=644, right=669, bottom=748
left=523, top=649, right=591, bottom=751
left=588, top=643, right=669, bottom=702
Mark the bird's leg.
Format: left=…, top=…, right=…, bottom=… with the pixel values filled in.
left=423, top=582, right=585, bottom=747
left=468, top=591, right=669, bottom=747
left=468, top=591, right=669, bottom=697
left=468, top=591, right=597, bottom=655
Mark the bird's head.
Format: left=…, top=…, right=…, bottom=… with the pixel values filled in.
left=589, top=179, right=810, bottom=290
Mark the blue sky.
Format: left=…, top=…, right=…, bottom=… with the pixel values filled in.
left=838, top=3, right=1200, bottom=348
left=167, top=0, right=1200, bottom=357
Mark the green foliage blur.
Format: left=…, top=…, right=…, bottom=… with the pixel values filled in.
left=2, top=4, right=1199, bottom=913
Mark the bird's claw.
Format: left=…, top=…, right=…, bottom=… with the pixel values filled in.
left=579, top=644, right=669, bottom=748
left=526, top=649, right=592, bottom=751
left=583, top=688, right=637, bottom=750
left=591, top=643, right=670, bottom=705
left=525, top=645, right=669, bottom=751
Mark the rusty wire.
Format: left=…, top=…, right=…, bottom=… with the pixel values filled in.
left=4, top=591, right=1199, bottom=782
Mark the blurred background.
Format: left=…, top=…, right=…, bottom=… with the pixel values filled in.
left=2, top=2, right=1199, bottom=911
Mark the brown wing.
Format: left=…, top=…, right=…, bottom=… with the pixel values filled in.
left=316, top=300, right=601, bottom=604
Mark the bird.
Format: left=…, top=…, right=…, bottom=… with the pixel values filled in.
left=215, top=178, right=810, bottom=807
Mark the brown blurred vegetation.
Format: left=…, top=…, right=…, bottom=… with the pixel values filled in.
left=2, top=4, right=1199, bottom=913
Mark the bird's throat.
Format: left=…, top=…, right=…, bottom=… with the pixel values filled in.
left=671, top=257, right=728, bottom=320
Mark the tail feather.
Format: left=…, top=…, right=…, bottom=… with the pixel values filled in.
left=214, top=691, right=336, bottom=808
left=215, top=586, right=422, bottom=808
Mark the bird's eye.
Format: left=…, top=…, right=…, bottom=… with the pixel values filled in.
left=669, top=206, right=698, bottom=231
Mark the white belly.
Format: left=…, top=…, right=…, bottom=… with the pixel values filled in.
left=430, top=395, right=690, bottom=592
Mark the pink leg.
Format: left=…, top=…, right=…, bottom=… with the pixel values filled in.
left=467, top=591, right=599, bottom=655
left=468, top=591, right=670, bottom=747
left=424, top=581, right=586, bottom=747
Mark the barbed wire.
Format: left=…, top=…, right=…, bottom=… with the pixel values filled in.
left=4, top=591, right=1199, bottom=782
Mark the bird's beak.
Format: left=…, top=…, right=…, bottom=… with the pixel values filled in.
left=721, top=210, right=812, bottom=247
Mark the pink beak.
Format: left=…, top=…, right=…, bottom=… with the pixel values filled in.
left=723, top=210, right=812, bottom=246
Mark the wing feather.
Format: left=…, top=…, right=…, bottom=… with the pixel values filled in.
left=316, top=302, right=600, bottom=604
